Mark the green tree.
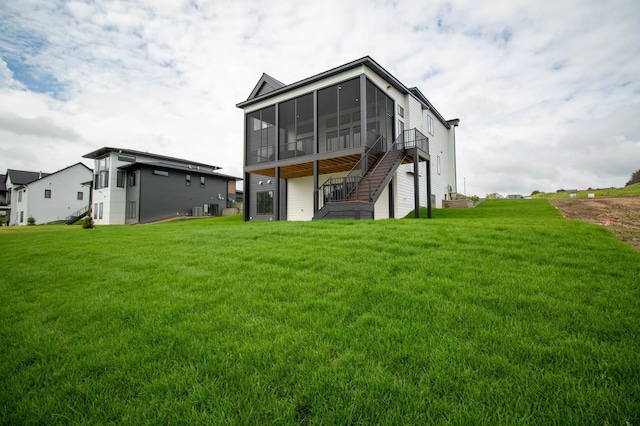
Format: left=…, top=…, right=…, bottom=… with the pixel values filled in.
left=626, top=169, right=640, bottom=186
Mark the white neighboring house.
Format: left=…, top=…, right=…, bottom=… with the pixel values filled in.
left=4, top=163, right=93, bottom=226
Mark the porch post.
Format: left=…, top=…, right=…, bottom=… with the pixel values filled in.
left=388, top=178, right=394, bottom=219
left=413, top=149, right=420, bottom=218
left=274, top=167, right=280, bottom=221
left=243, top=172, right=250, bottom=221
left=313, top=160, right=319, bottom=214
left=426, top=159, right=432, bottom=219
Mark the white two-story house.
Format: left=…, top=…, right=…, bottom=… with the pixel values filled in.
left=4, top=163, right=93, bottom=225
left=236, top=56, right=460, bottom=221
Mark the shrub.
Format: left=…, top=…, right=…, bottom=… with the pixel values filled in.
left=82, top=214, right=94, bottom=229
left=27, top=216, right=36, bottom=226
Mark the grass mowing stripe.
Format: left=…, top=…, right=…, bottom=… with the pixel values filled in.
left=1, top=200, right=639, bottom=424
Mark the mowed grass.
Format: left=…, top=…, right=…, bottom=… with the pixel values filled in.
left=1, top=200, right=639, bottom=424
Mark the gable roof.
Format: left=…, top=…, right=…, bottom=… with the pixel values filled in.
left=0, top=174, right=6, bottom=192
left=6, top=169, right=51, bottom=186
left=83, top=147, right=222, bottom=171
left=237, top=56, right=459, bottom=129
left=246, top=73, right=286, bottom=101
left=7, top=163, right=92, bottom=189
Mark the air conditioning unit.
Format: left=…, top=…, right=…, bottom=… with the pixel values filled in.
left=193, top=206, right=203, bottom=217
left=203, top=204, right=210, bottom=214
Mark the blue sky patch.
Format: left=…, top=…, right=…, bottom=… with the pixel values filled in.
left=4, top=58, right=66, bottom=99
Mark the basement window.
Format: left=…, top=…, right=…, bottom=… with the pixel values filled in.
left=257, top=191, right=273, bottom=214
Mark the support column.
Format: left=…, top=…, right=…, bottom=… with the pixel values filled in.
left=388, top=178, right=394, bottom=219
left=243, top=172, right=250, bottom=221
left=426, top=160, right=432, bottom=219
left=413, top=150, right=420, bottom=219
left=274, top=167, right=280, bottom=221
left=313, top=160, right=319, bottom=214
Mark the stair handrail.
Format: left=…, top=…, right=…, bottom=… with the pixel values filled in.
left=356, top=129, right=428, bottom=203
left=314, top=132, right=384, bottom=209
left=65, top=204, right=90, bottom=224
left=359, top=137, right=405, bottom=191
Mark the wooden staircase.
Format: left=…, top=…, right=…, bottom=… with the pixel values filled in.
left=348, top=149, right=405, bottom=203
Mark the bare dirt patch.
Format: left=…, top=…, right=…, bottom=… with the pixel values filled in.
left=550, top=196, right=640, bottom=251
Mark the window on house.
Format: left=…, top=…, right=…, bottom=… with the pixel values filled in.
left=398, top=105, right=404, bottom=118
left=153, top=170, right=169, bottom=176
left=437, top=156, right=442, bottom=175
left=200, top=177, right=205, bottom=188
left=97, top=157, right=109, bottom=188
left=99, top=203, right=103, bottom=219
left=398, top=120, right=404, bottom=139
left=77, top=192, right=83, bottom=200
left=18, top=191, right=22, bottom=202
left=20, top=211, right=24, bottom=223
left=427, top=116, right=434, bottom=136
left=186, top=174, right=191, bottom=186
left=257, top=191, right=273, bottom=215
left=94, top=203, right=98, bottom=219
left=44, top=189, right=51, bottom=199
left=128, top=201, right=136, bottom=219
left=129, top=172, right=136, bottom=187
left=117, top=170, right=126, bottom=188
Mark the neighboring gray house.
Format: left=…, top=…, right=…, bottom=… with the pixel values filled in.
left=237, top=56, right=460, bottom=221
left=82, top=147, right=240, bottom=225
left=0, top=174, right=8, bottom=223
left=4, top=164, right=92, bottom=226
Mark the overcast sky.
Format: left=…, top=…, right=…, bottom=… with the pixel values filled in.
left=1, top=0, right=639, bottom=196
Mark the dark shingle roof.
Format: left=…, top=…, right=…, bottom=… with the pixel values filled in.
left=6, top=169, right=51, bottom=186
left=0, top=174, right=6, bottom=192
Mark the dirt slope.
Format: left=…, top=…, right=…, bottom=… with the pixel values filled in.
left=550, top=196, right=640, bottom=251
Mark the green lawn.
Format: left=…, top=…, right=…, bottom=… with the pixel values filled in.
left=1, top=200, right=639, bottom=424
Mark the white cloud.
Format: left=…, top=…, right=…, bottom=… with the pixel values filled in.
left=0, top=0, right=639, bottom=196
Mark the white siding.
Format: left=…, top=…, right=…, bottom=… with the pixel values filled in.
left=374, top=183, right=389, bottom=219
left=395, top=162, right=428, bottom=217
left=287, top=171, right=350, bottom=221
left=93, top=152, right=127, bottom=225
left=426, top=115, right=455, bottom=207
left=406, top=96, right=424, bottom=134
left=13, top=164, right=92, bottom=225
left=287, top=176, right=314, bottom=221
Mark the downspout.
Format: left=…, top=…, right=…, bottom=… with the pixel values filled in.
left=453, top=125, right=457, bottom=193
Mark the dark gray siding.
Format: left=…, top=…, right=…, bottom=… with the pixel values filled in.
left=125, top=169, right=141, bottom=224
left=246, top=173, right=287, bottom=221
left=136, top=166, right=231, bottom=224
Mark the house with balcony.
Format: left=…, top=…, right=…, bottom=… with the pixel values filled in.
left=4, top=164, right=92, bottom=226
left=236, top=56, right=460, bottom=221
left=82, top=147, right=240, bottom=225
